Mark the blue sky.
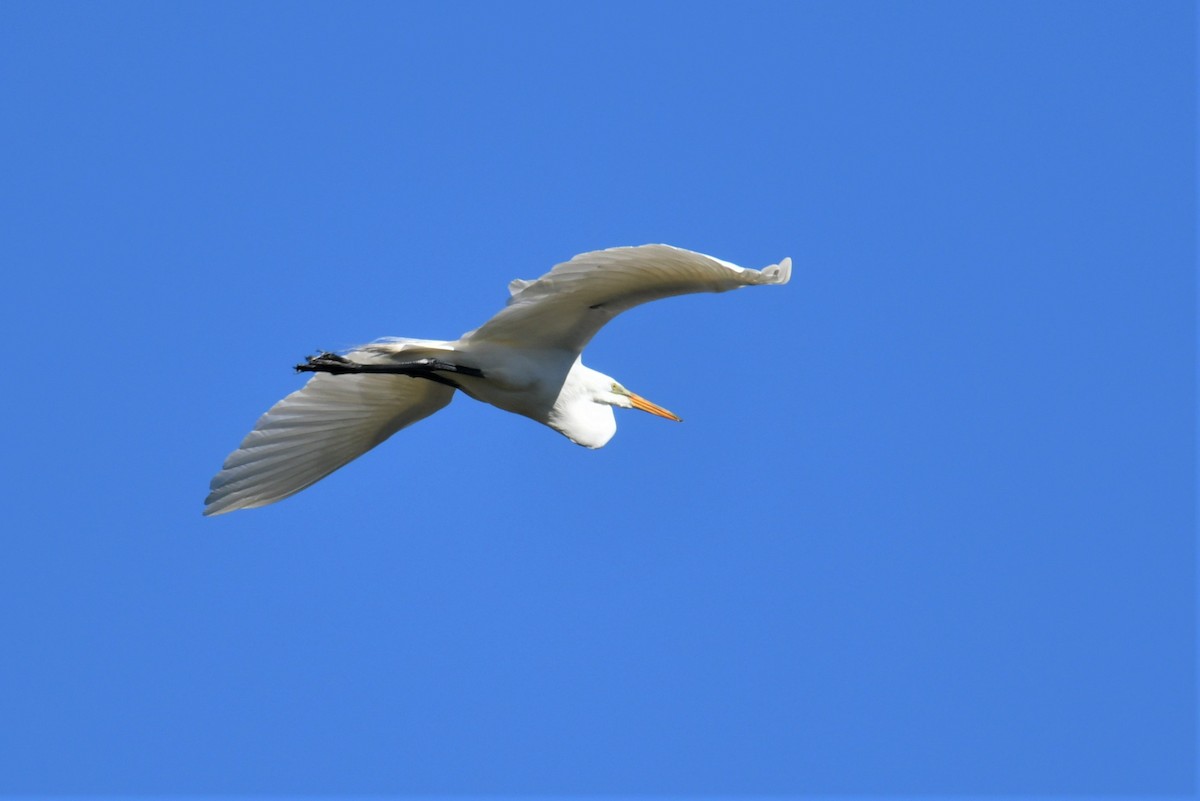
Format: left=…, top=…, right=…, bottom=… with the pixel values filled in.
left=1, top=0, right=1194, bottom=796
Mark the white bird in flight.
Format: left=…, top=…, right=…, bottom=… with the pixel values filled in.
left=205, top=244, right=791, bottom=515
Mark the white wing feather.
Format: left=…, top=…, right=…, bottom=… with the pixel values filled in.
left=204, top=348, right=455, bottom=516
left=464, top=244, right=791, bottom=352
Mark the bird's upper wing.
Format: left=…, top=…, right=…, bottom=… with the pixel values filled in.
left=461, top=245, right=791, bottom=352
left=204, top=348, right=455, bottom=515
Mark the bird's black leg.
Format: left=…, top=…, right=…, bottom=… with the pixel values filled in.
left=295, top=352, right=484, bottom=388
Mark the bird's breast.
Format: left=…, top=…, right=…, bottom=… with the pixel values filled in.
left=454, top=346, right=576, bottom=423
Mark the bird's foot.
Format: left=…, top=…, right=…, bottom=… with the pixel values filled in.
left=296, top=352, right=361, bottom=374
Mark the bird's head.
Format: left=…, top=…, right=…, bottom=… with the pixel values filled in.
left=604, top=380, right=682, bottom=422
left=550, top=362, right=682, bottom=449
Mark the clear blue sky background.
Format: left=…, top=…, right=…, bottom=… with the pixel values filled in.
left=1, top=1, right=1194, bottom=796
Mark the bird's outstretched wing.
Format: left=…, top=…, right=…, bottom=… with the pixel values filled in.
left=204, top=351, right=455, bottom=515
left=462, top=244, right=791, bottom=352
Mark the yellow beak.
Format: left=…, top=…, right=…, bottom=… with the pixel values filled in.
left=627, top=391, right=682, bottom=422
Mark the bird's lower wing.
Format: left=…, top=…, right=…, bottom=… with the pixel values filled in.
left=204, top=353, right=455, bottom=515
left=462, top=244, right=791, bottom=352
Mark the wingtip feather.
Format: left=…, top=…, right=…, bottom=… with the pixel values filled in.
left=765, top=256, right=792, bottom=285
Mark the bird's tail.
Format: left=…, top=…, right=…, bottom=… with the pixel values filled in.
left=204, top=345, right=456, bottom=515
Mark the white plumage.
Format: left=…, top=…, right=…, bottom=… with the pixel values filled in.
left=205, top=244, right=791, bottom=515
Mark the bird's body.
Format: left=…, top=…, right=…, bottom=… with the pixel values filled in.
left=205, top=244, right=791, bottom=515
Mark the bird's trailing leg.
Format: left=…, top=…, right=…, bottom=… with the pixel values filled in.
left=296, top=351, right=484, bottom=388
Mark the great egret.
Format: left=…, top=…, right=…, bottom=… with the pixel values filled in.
left=205, top=244, right=791, bottom=515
